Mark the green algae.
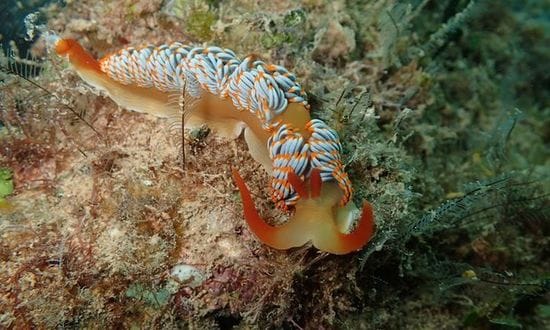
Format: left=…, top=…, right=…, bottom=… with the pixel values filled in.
left=186, top=7, right=216, bottom=40
left=126, top=283, right=172, bottom=307
left=0, top=167, right=13, bottom=200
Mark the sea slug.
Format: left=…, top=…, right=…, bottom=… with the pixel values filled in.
left=49, top=35, right=374, bottom=254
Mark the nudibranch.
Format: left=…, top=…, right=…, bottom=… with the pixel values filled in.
left=49, top=34, right=374, bottom=254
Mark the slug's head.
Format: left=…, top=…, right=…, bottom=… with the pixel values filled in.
left=232, top=168, right=374, bottom=255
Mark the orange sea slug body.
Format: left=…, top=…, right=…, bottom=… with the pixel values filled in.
left=50, top=35, right=374, bottom=254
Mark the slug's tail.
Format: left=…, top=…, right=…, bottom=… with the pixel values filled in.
left=49, top=36, right=182, bottom=118
left=50, top=37, right=101, bottom=73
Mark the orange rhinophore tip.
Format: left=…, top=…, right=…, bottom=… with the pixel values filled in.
left=309, top=168, right=322, bottom=199
left=287, top=170, right=308, bottom=199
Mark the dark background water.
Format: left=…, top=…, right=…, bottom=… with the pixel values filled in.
left=0, top=0, right=54, bottom=54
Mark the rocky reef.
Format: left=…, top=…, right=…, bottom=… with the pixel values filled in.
left=0, top=0, right=548, bottom=328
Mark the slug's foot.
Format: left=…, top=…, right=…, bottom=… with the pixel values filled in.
left=232, top=168, right=375, bottom=254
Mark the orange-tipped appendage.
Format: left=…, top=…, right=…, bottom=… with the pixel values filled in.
left=232, top=168, right=375, bottom=254
left=309, top=168, right=322, bottom=199
left=332, top=201, right=374, bottom=254
left=232, top=169, right=307, bottom=249
left=55, top=39, right=101, bottom=72
left=287, top=171, right=308, bottom=199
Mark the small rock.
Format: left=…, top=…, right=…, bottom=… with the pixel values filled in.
left=170, top=264, right=205, bottom=288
